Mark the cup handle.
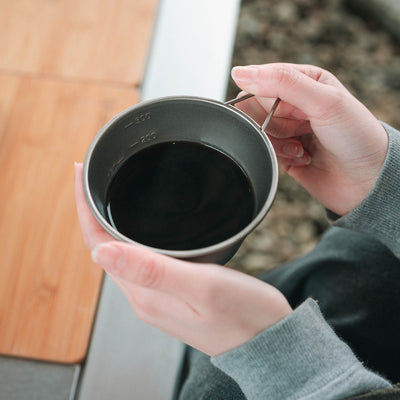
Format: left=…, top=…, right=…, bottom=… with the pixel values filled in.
left=224, top=94, right=281, bottom=132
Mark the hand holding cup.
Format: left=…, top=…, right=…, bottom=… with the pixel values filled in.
left=232, top=63, right=389, bottom=216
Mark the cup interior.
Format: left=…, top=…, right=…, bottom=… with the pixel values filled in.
left=84, top=97, right=277, bottom=251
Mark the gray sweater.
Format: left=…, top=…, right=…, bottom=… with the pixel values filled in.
left=211, top=123, right=400, bottom=399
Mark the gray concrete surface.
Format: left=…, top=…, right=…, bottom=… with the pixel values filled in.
left=0, top=357, right=79, bottom=400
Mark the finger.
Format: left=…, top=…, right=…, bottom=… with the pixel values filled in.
left=74, top=163, right=113, bottom=250
left=269, top=137, right=305, bottom=159
left=235, top=93, right=268, bottom=125
left=231, top=63, right=342, bottom=118
left=253, top=96, right=309, bottom=120
left=91, top=241, right=217, bottom=301
left=236, top=93, right=308, bottom=122
left=234, top=93, right=312, bottom=139
left=277, top=153, right=312, bottom=170
left=266, top=118, right=312, bottom=139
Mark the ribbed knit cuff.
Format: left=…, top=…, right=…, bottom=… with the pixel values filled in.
left=332, top=123, right=400, bottom=258
left=211, top=299, right=390, bottom=400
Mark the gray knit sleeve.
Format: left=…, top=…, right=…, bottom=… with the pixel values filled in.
left=332, top=123, right=400, bottom=258
left=211, top=299, right=390, bottom=400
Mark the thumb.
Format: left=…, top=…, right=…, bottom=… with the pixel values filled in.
left=91, top=241, right=212, bottom=298
left=231, top=63, right=342, bottom=119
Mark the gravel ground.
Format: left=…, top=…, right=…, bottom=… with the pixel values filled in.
left=226, top=0, right=400, bottom=275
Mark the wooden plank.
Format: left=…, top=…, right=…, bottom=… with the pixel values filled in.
left=0, top=76, right=20, bottom=137
left=0, top=0, right=157, bottom=84
left=0, top=74, right=138, bottom=363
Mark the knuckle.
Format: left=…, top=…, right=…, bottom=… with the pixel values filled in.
left=318, top=86, right=347, bottom=119
left=134, top=254, right=164, bottom=289
left=274, top=65, right=300, bottom=89
left=317, top=68, right=339, bottom=86
left=301, top=64, right=325, bottom=82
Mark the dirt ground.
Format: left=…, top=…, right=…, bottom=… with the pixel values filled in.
left=226, top=0, right=400, bottom=275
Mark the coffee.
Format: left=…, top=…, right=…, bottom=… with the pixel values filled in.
left=105, top=141, right=255, bottom=251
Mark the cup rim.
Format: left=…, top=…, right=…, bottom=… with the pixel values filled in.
left=82, top=95, right=279, bottom=259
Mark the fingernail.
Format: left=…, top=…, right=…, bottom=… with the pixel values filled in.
left=231, top=66, right=259, bottom=84
left=282, top=143, right=304, bottom=157
left=293, top=154, right=311, bottom=165
left=92, top=243, right=124, bottom=272
left=74, top=162, right=82, bottom=177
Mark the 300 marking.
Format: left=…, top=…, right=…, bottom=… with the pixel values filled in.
left=125, top=113, right=152, bottom=129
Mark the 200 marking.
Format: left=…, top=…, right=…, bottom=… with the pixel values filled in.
left=129, top=131, right=157, bottom=148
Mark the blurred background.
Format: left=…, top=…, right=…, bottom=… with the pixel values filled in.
left=227, top=0, right=400, bottom=275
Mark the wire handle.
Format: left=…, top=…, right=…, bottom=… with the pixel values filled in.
left=224, top=94, right=281, bottom=132
left=224, top=93, right=255, bottom=105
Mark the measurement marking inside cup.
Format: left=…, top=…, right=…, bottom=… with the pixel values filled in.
left=129, top=131, right=157, bottom=149
left=107, top=156, right=125, bottom=177
left=125, top=113, right=152, bottom=129
left=129, top=141, right=139, bottom=148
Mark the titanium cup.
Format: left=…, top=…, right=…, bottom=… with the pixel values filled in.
left=82, top=96, right=279, bottom=265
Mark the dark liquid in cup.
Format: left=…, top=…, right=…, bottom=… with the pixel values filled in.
left=106, top=141, right=255, bottom=250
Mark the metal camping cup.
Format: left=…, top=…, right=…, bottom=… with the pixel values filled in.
left=83, top=95, right=279, bottom=265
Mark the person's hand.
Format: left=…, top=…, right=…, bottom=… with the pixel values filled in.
left=74, top=163, right=292, bottom=356
left=231, top=63, right=389, bottom=216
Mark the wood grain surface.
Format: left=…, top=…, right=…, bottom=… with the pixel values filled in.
left=0, top=0, right=157, bottom=84
left=0, top=0, right=157, bottom=363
